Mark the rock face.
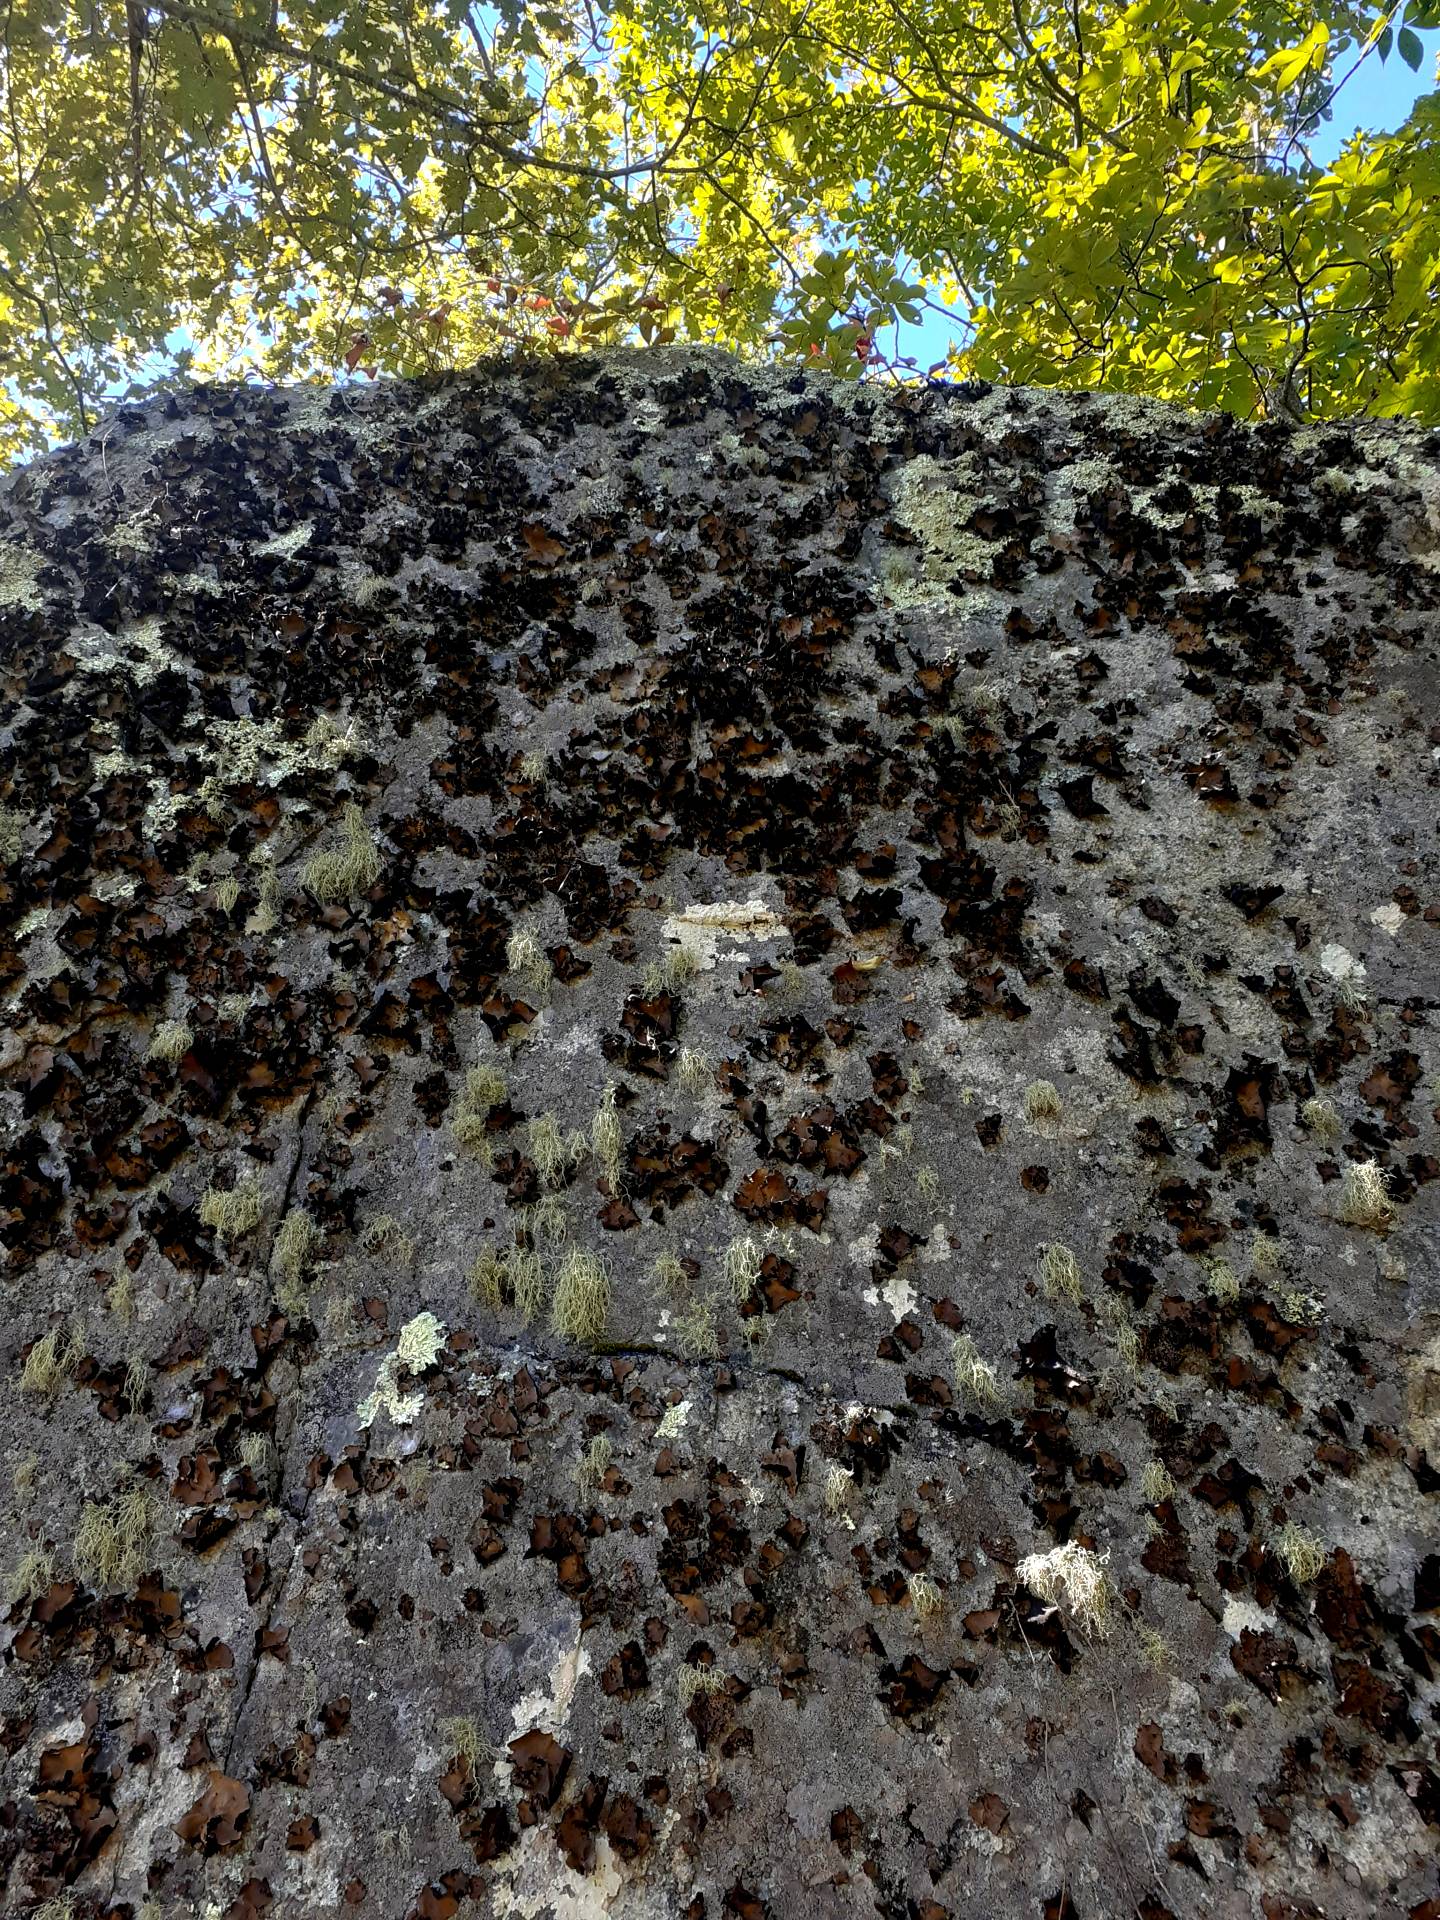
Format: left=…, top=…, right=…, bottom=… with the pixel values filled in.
left=1, top=351, right=1438, bottom=1920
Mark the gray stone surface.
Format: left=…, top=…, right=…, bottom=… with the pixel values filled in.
left=1, top=351, right=1437, bottom=1919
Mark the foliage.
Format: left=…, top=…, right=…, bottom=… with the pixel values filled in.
left=0, top=0, right=1436, bottom=460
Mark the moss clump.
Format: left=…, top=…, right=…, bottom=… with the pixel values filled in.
left=1301, top=1095, right=1341, bottom=1140
left=551, top=1249, right=610, bottom=1345
left=1336, top=1158, right=1393, bottom=1230
left=453, top=1062, right=507, bottom=1160
left=1038, top=1242, right=1082, bottom=1303
left=0, top=803, right=24, bottom=866
left=74, top=1484, right=153, bottom=1588
left=9, top=1545, right=55, bottom=1605
left=674, top=1293, right=719, bottom=1359
left=505, top=925, right=551, bottom=995
left=591, top=1086, right=624, bottom=1187
left=1275, top=1520, right=1326, bottom=1584
left=1016, top=1540, right=1113, bottom=1639
left=302, top=802, right=382, bottom=901
left=20, top=1322, right=80, bottom=1398
left=1022, top=1078, right=1063, bottom=1127
left=200, top=1175, right=264, bottom=1244
left=528, top=1112, right=569, bottom=1190
left=724, top=1235, right=762, bottom=1306
left=676, top=1047, right=711, bottom=1094
left=950, top=1333, right=1003, bottom=1411
left=575, top=1434, right=613, bottom=1492
left=272, top=1209, right=321, bottom=1314
left=907, top=1572, right=944, bottom=1621
left=1204, top=1254, right=1240, bottom=1305
left=1140, top=1460, right=1176, bottom=1504
left=146, top=1017, right=193, bottom=1063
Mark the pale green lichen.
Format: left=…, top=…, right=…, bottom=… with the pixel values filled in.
left=468, top=1247, right=508, bottom=1311
left=676, top=1662, right=727, bottom=1708
left=673, top=1294, right=719, bottom=1359
left=360, top=1214, right=415, bottom=1265
left=357, top=1312, right=447, bottom=1428
left=453, top=1061, right=507, bottom=1160
left=528, top=1112, right=569, bottom=1190
left=1250, top=1232, right=1283, bottom=1279
left=9, top=1545, right=55, bottom=1605
left=1204, top=1255, right=1240, bottom=1306
left=1301, top=1095, right=1341, bottom=1140
left=887, top=452, right=1002, bottom=603
left=509, top=1248, right=547, bottom=1323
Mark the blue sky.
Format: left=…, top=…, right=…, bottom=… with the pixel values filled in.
left=895, top=29, right=1440, bottom=373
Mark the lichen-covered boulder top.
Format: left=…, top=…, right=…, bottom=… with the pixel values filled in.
left=1, top=351, right=1438, bottom=1920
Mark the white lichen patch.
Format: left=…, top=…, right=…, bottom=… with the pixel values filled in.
left=356, top=1312, right=447, bottom=1428
left=508, top=1631, right=592, bottom=1740
left=662, top=898, right=788, bottom=971
left=1370, top=902, right=1405, bottom=936
left=1320, top=942, right=1367, bottom=987
left=656, top=1399, right=691, bottom=1440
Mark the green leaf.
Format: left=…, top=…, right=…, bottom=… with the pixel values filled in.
left=1397, top=25, right=1424, bottom=69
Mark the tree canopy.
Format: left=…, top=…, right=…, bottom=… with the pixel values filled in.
left=1, top=0, right=1437, bottom=461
